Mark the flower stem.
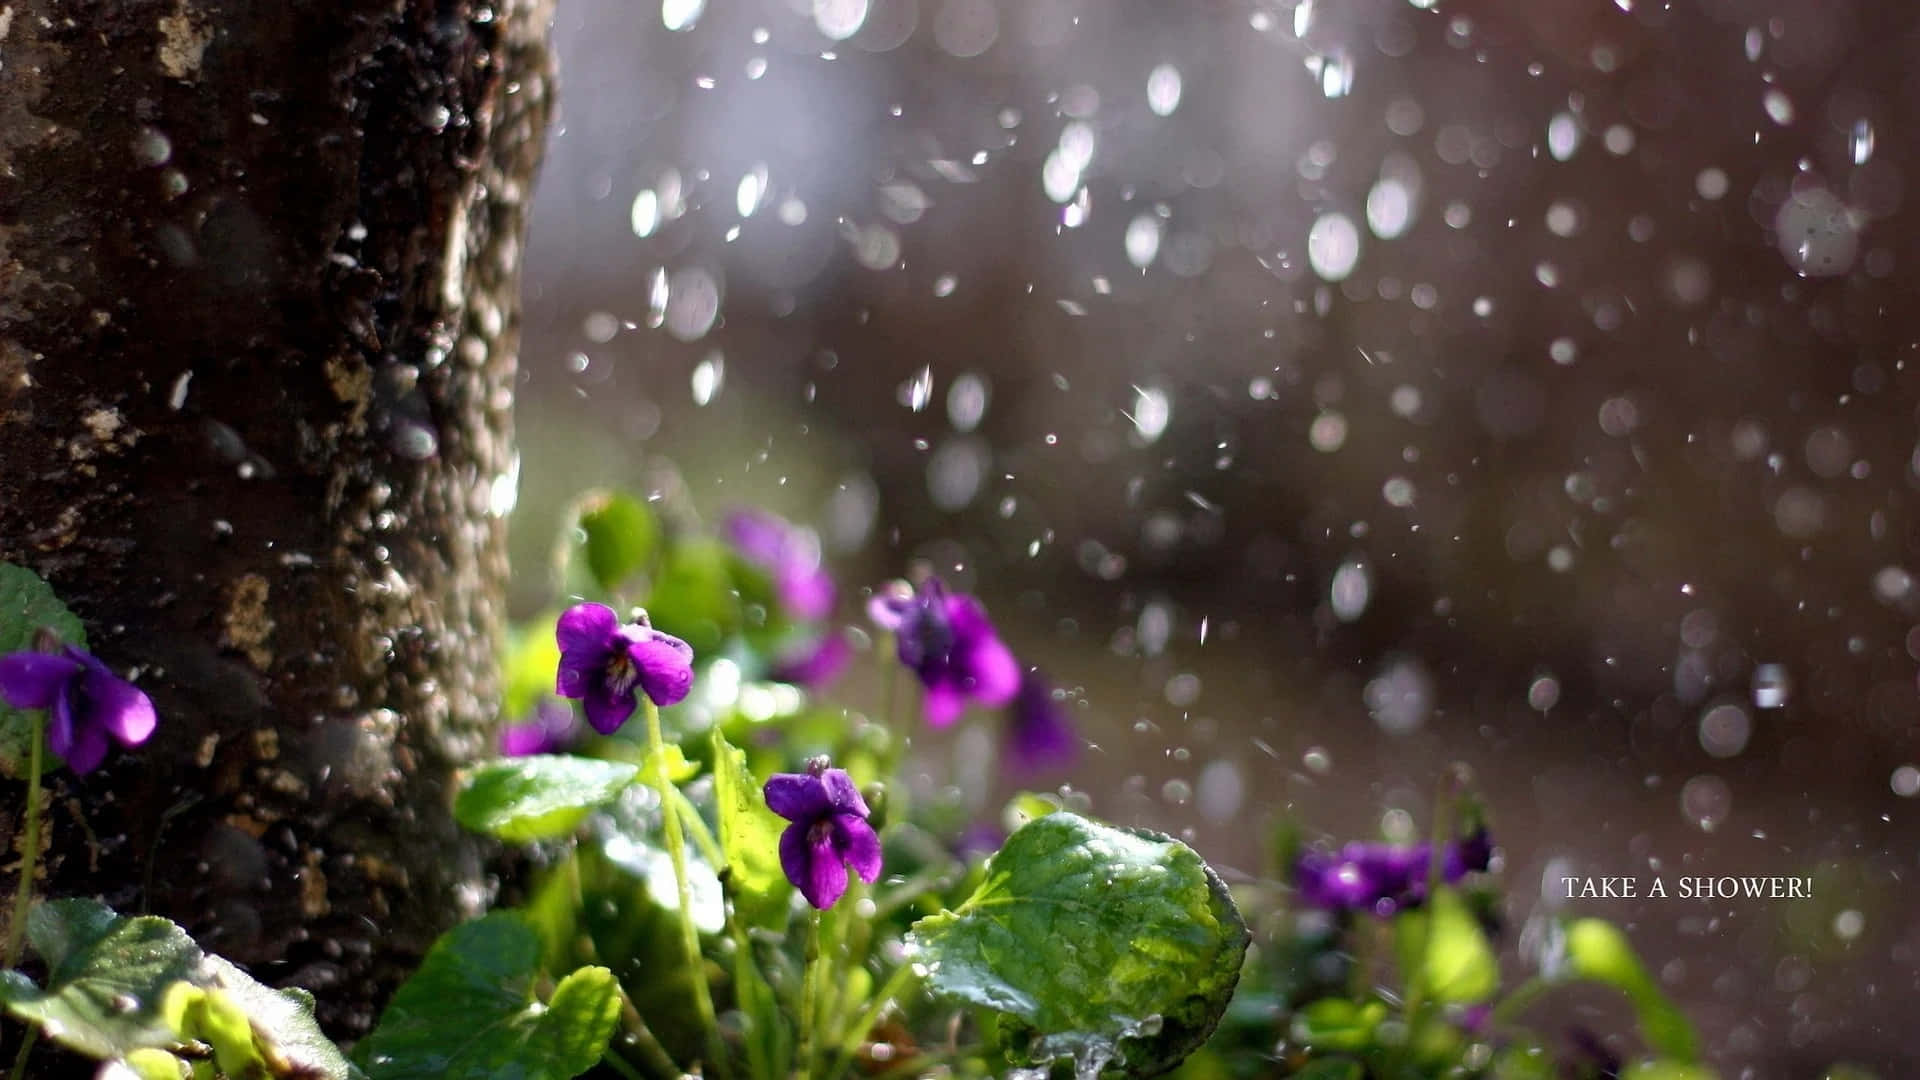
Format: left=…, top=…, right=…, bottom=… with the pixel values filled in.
left=824, top=959, right=921, bottom=1080
left=798, top=911, right=822, bottom=1080
left=7, top=1027, right=35, bottom=1080
left=4, top=711, right=44, bottom=969
left=641, top=698, right=730, bottom=1080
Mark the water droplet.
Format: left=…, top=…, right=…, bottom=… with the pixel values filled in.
left=814, top=0, right=870, bottom=40
left=1775, top=186, right=1860, bottom=277
left=900, top=365, right=934, bottom=412
left=1698, top=703, right=1752, bottom=758
left=1546, top=112, right=1581, bottom=160
left=1762, top=88, right=1795, bottom=126
left=1125, top=214, right=1163, bottom=268
left=691, top=352, right=724, bottom=406
left=1679, top=774, right=1732, bottom=831
left=1850, top=118, right=1875, bottom=165
left=1302, top=747, right=1332, bottom=774
left=1146, top=64, right=1183, bottom=117
left=662, top=0, right=705, bottom=31
left=1129, top=385, right=1171, bottom=441
left=1527, top=674, right=1561, bottom=712
left=1330, top=558, right=1371, bottom=622
left=1751, top=664, right=1790, bottom=709
left=1307, top=211, right=1361, bottom=281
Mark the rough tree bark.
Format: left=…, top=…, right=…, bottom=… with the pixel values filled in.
left=0, top=0, right=553, bottom=1040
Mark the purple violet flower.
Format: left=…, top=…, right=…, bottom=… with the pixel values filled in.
left=768, top=631, right=852, bottom=690
left=0, top=645, right=157, bottom=775
left=555, top=602, right=695, bottom=734
left=763, top=758, right=882, bottom=909
left=499, top=697, right=579, bottom=757
left=1292, top=827, right=1493, bottom=916
left=1004, top=670, right=1078, bottom=775
left=866, top=578, right=1019, bottom=728
left=723, top=509, right=834, bottom=622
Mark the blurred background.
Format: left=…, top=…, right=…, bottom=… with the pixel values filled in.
left=507, top=0, right=1918, bottom=1073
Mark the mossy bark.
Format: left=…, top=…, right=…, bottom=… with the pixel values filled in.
left=0, top=0, right=552, bottom=1039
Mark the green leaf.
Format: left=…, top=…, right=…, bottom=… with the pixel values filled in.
left=710, top=728, right=791, bottom=928
left=643, top=539, right=742, bottom=656
left=1291, top=1060, right=1366, bottom=1080
left=907, top=812, right=1250, bottom=1078
left=0, top=899, right=201, bottom=1058
left=454, top=755, right=639, bottom=842
left=358, top=913, right=618, bottom=1080
left=1395, top=886, right=1498, bottom=1005
left=576, top=492, right=660, bottom=595
left=1620, top=1062, right=1720, bottom=1080
left=640, top=743, right=698, bottom=787
left=112, top=1048, right=193, bottom=1080
left=0, top=563, right=87, bottom=778
left=1564, top=919, right=1698, bottom=1061
left=195, top=956, right=362, bottom=1079
left=0, top=900, right=360, bottom=1077
left=501, top=619, right=564, bottom=722
left=1287, top=998, right=1385, bottom=1054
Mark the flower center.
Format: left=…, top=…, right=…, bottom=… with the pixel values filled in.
left=807, top=819, right=835, bottom=848
left=604, top=652, right=640, bottom=697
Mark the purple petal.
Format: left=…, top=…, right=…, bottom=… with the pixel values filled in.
left=1006, top=675, right=1078, bottom=775
left=500, top=721, right=558, bottom=757
left=625, top=629, right=695, bottom=707
left=62, top=723, right=110, bottom=776
left=764, top=773, right=831, bottom=823
left=769, top=633, right=851, bottom=690
left=556, top=603, right=619, bottom=663
left=46, top=686, right=77, bottom=761
left=940, top=591, right=995, bottom=640
left=722, top=510, right=789, bottom=567
left=582, top=683, right=637, bottom=735
left=833, top=814, right=883, bottom=885
left=821, top=768, right=869, bottom=818
left=779, top=567, right=835, bottom=622
left=922, top=682, right=966, bottom=729
left=79, top=659, right=156, bottom=747
left=959, top=634, right=1020, bottom=708
left=779, top=823, right=812, bottom=897
left=555, top=653, right=596, bottom=700
left=801, top=825, right=850, bottom=909
left=0, top=652, right=82, bottom=710
left=865, top=582, right=914, bottom=632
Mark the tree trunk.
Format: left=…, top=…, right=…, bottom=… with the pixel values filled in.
left=0, top=0, right=552, bottom=1039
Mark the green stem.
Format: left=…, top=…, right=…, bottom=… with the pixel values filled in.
left=613, top=985, right=685, bottom=1080
left=642, top=698, right=731, bottom=1080
left=4, top=711, right=43, bottom=969
left=798, top=912, right=822, bottom=1080
left=7, top=1027, right=35, bottom=1080
left=1486, top=975, right=1552, bottom=1030
left=824, top=960, right=921, bottom=1080
left=599, top=1044, right=648, bottom=1080
left=1393, top=779, right=1459, bottom=1076
left=668, top=786, right=725, bottom=870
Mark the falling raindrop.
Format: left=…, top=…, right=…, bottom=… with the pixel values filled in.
left=1751, top=664, right=1790, bottom=708
left=690, top=352, right=724, bottom=405
left=1130, top=386, right=1171, bottom=441
left=1329, top=558, right=1371, bottom=622
left=1146, top=64, right=1183, bottom=117
left=1679, top=775, right=1732, bottom=831
left=662, top=0, right=705, bottom=31
left=1307, top=211, right=1361, bottom=281
left=1850, top=119, right=1875, bottom=165
left=1125, top=214, right=1163, bottom=268
left=900, top=365, right=934, bottom=412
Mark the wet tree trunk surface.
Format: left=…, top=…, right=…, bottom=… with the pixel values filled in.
left=0, top=0, right=552, bottom=1039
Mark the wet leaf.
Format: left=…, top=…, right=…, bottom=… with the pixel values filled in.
left=1395, top=886, right=1498, bottom=1005
left=906, top=812, right=1249, bottom=1078
left=0, top=563, right=87, bottom=778
left=454, top=755, right=639, bottom=842
left=358, top=913, right=619, bottom=1080
left=0, top=900, right=199, bottom=1059
left=1565, top=918, right=1698, bottom=1061
left=710, top=728, right=791, bottom=927
left=576, top=491, right=660, bottom=595
left=0, top=900, right=360, bottom=1078
left=1288, top=998, right=1385, bottom=1054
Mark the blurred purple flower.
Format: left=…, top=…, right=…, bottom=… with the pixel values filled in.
left=1292, top=827, right=1493, bottom=915
left=867, top=578, right=1019, bottom=728
left=724, top=509, right=834, bottom=621
left=764, top=758, right=882, bottom=909
left=1004, top=670, right=1077, bottom=775
left=0, top=645, right=157, bottom=775
left=769, top=631, right=852, bottom=690
left=499, top=698, right=579, bottom=757
left=555, top=602, right=694, bottom=734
